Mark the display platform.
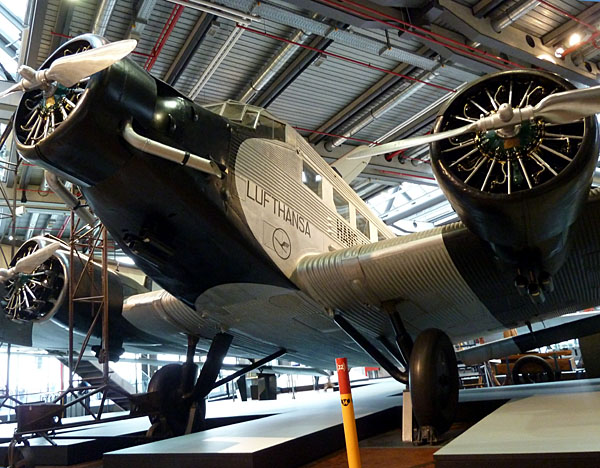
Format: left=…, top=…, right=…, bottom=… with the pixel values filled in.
left=104, top=380, right=404, bottom=468
left=0, top=414, right=150, bottom=466
left=436, top=378, right=600, bottom=467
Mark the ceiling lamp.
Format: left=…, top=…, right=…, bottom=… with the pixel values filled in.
left=568, top=33, right=582, bottom=47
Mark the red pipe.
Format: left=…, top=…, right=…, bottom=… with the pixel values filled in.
left=56, top=213, right=71, bottom=239
left=294, top=127, right=431, bottom=163
left=378, top=169, right=435, bottom=180
left=536, top=0, right=600, bottom=55
left=145, top=4, right=184, bottom=71
left=324, top=0, right=521, bottom=69
left=239, top=26, right=456, bottom=92
left=537, top=0, right=596, bottom=31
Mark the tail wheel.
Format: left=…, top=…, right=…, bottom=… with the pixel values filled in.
left=409, top=328, right=459, bottom=439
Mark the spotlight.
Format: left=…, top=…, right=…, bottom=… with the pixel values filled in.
left=568, top=33, right=581, bottom=47
left=555, top=47, right=564, bottom=58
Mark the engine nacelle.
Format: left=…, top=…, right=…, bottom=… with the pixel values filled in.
left=431, top=70, right=598, bottom=280
left=1, top=237, right=139, bottom=360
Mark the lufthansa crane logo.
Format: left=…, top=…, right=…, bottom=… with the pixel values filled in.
left=272, top=228, right=291, bottom=260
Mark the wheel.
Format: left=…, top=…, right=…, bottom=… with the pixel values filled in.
left=512, top=355, right=555, bottom=384
left=409, top=328, right=459, bottom=437
left=147, top=364, right=205, bottom=436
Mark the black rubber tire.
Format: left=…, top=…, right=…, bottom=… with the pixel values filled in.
left=409, top=328, right=459, bottom=435
left=512, top=355, right=555, bottom=384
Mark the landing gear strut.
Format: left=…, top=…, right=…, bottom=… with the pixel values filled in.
left=142, top=333, right=287, bottom=438
left=146, top=333, right=232, bottom=437
left=334, top=311, right=459, bottom=444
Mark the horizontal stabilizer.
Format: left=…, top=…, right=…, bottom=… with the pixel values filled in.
left=457, top=313, right=600, bottom=365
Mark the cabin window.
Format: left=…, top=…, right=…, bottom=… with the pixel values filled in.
left=333, top=189, right=350, bottom=221
left=302, top=163, right=322, bottom=197
left=356, top=210, right=369, bottom=237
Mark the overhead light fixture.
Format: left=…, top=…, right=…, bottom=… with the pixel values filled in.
left=569, top=33, right=582, bottom=47
left=555, top=46, right=565, bottom=58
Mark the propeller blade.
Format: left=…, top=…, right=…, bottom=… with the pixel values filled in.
left=45, top=39, right=137, bottom=88
left=532, top=85, right=600, bottom=124
left=348, top=123, right=475, bottom=160
left=12, top=242, right=61, bottom=275
left=0, top=82, right=25, bottom=100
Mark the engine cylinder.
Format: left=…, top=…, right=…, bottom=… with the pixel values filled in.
left=431, top=70, right=598, bottom=273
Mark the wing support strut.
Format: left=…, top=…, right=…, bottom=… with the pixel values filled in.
left=212, top=348, right=287, bottom=391
left=122, top=121, right=223, bottom=178
left=334, top=314, right=408, bottom=384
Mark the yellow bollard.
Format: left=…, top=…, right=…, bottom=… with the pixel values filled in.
left=336, top=357, right=362, bottom=468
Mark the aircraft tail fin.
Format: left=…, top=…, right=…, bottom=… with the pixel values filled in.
left=331, top=146, right=371, bottom=183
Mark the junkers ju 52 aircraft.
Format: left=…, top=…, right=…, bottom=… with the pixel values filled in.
left=3, top=33, right=600, bottom=441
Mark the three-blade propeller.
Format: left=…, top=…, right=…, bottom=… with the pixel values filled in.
left=348, top=84, right=600, bottom=160
left=0, top=242, right=61, bottom=283
left=0, top=39, right=137, bottom=100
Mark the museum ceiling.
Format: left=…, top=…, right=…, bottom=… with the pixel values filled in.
left=0, top=0, right=599, bottom=254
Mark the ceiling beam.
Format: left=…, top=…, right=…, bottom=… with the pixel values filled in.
left=308, top=47, right=426, bottom=144
left=0, top=3, right=23, bottom=31
left=164, top=12, right=214, bottom=85
left=282, top=0, right=421, bottom=28
left=437, top=0, right=599, bottom=85
left=542, top=4, right=600, bottom=47
left=253, top=35, right=333, bottom=108
left=128, top=0, right=159, bottom=39
left=49, top=0, right=76, bottom=54
left=22, top=0, right=50, bottom=67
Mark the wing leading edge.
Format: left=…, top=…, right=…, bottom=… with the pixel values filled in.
left=294, top=187, right=600, bottom=342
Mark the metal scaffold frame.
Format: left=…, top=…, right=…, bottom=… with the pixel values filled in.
left=6, top=207, right=137, bottom=463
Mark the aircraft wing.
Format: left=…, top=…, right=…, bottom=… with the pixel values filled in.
left=293, top=188, right=600, bottom=343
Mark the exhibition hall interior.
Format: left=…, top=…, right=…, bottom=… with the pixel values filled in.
left=1, top=0, right=600, bottom=466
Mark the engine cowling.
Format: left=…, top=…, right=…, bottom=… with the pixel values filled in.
left=0, top=237, right=138, bottom=360
left=431, top=70, right=598, bottom=294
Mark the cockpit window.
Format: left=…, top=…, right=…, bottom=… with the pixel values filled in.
left=242, top=110, right=259, bottom=128
left=203, top=101, right=286, bottom=142
left=257, top=114, right=286, bottom=142
left=221, top=102, right=245, bottom=121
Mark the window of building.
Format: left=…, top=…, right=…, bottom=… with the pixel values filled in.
left=378, top=230, right=387, bottom=241
left=356, top=210, right=369, bottom=237
left=302, top=163, right=322, bottom=197
left=333, top=189, right=350, bottom=221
